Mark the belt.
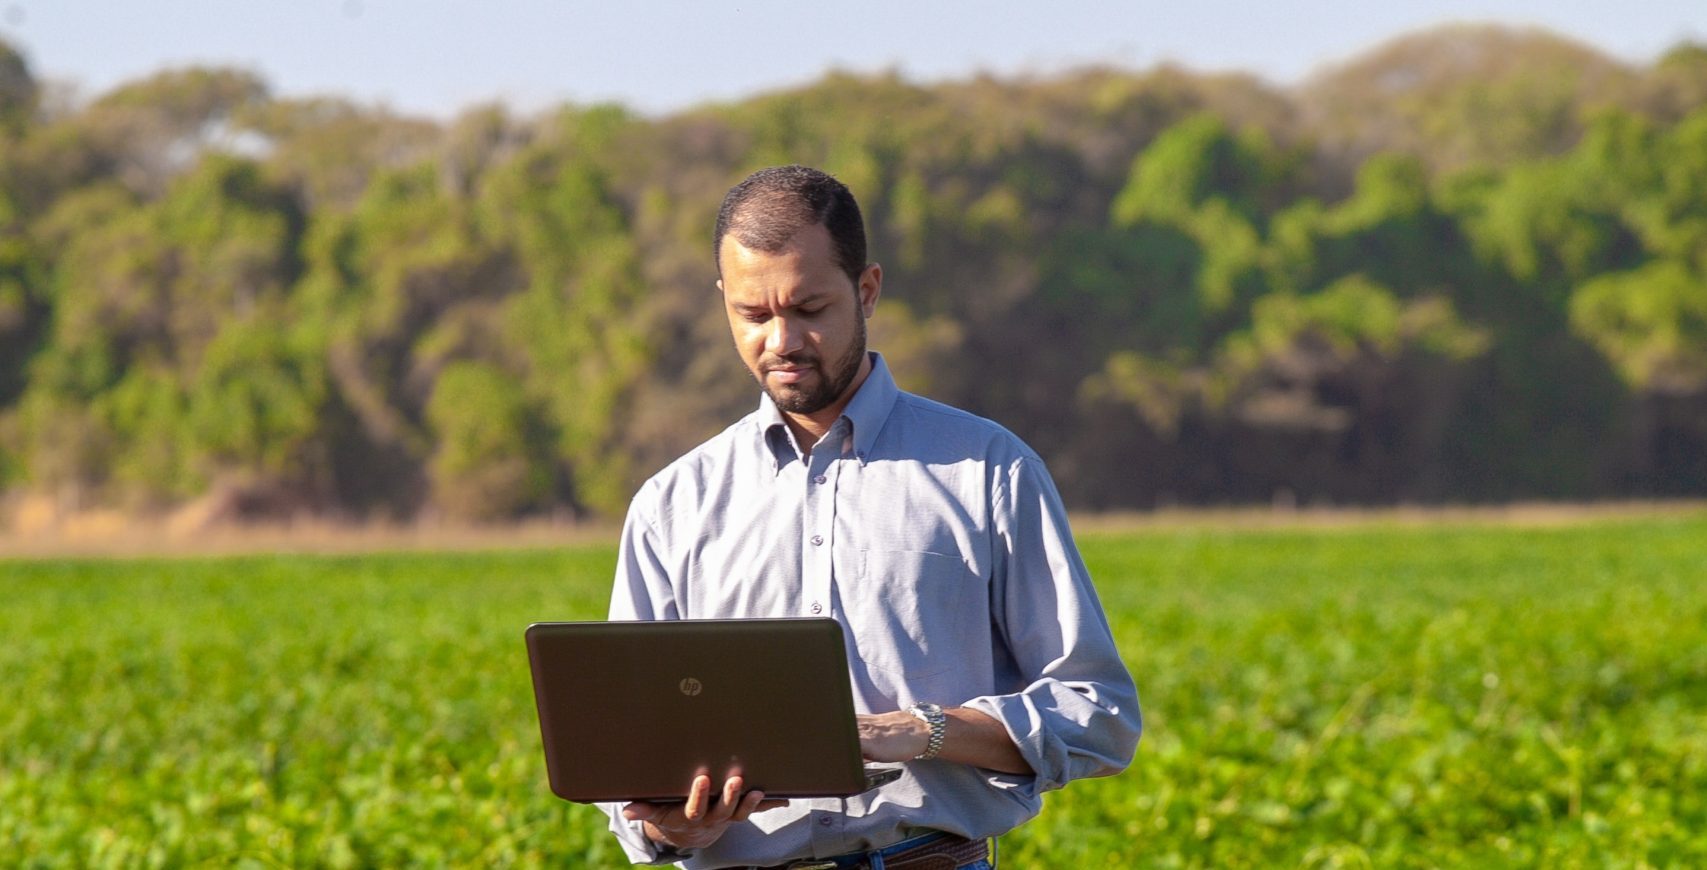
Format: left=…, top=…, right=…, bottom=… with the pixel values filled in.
left=756, top=832, right=990, bottom=870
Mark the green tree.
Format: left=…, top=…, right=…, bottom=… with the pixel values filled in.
left=425, top=360, right=551, bottom=521
left=1300, top=24, right=1636, bottom=174
left=1211, top=275, right=1488, bottom=501
left=1110, top=115, right=1294, bottom=326
left=477, top=108, right=651, bottom=517
left=1271, top=153, right=1474, bottom=299
left=4, top=32, right=1707, bottom=518
left=187, top=315, right=330, bottom=495
left=293, top=161, right=509, bottom=514
left=0, top=39, right=38, bottom=137
left=13, top=153, right=301, bottom=505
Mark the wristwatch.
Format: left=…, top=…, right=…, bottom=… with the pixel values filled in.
left=907, top=701, right=947, bottom=761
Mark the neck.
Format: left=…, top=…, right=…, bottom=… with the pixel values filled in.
left=783, top=354, right=874, bottom=454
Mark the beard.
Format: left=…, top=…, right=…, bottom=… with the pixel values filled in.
left=758, top=314, right=867, bottom=416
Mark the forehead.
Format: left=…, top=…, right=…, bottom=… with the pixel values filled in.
left=718, top=224, right=849, bottom=301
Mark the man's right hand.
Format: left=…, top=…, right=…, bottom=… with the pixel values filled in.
left=621, top=773, right=786, bottom=851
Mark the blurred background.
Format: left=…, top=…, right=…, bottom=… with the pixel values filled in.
left=1, top=1, right=1704, bottom=532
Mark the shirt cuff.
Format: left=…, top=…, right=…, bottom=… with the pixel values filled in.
left=960, top=693, right=1058, bottom=798
left=603, top=805, right=695, bottom=866
left=961, top=679, right=1139, bottom=799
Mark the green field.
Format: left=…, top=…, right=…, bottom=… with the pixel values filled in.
left=4, top=516, right=1706, bottom=867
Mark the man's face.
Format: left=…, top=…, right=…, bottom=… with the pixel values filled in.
left=718, top=223, right=881, bottom=418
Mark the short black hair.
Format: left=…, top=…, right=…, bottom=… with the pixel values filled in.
left=714, top=165, right=867, bottom=285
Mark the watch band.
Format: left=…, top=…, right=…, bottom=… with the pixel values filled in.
left=907, top=702, right=947, bottom=761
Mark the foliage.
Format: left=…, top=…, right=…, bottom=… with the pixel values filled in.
left=1298, top=24, right=1638, bottom=175
left=426, top=360, right=552, bottom=521
left=1572, top=260, right=1707, bottom=394
left=2, top=25, right=1707, bottom=519
left=3, top=517, right=1705, bottom=864
left=476, top=110, right=651, bottom=517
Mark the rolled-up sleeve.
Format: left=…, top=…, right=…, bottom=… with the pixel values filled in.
left=961, top=455, right=1142, bottom=796
left=603, top=812, right=688, bottom=867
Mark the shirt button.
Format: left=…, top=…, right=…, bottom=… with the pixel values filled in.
left=818, top=816, right=832, bottom=826
left=810, top=602, right=822, bottom=614
left=810, top=535, right=823, bottom=546
left=813, top=474, right=827, bottom=485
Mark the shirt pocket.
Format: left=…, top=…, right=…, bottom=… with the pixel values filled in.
left=852, top=547, right=982, bottom=687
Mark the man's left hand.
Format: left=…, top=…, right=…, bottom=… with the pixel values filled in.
left=857, top=707, right=1035, bottom=774
left=856, top=711, right=930, bottom=763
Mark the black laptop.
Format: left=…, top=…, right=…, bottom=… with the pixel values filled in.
left=525, top=617, right=880, bottom=803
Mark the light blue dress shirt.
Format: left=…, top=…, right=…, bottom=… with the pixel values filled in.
left=602, top=353, right=1141, bottom=868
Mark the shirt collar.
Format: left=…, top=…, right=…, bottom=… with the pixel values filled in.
left=842, top=351, right=899, bottom=464
left=757, top=351, right=899, bottom=472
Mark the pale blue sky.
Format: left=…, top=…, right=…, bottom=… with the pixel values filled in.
left=2, top=1, right=1703, bottom=118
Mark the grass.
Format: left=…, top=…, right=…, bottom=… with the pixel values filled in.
left=3, top=515, right=1705, bottom=867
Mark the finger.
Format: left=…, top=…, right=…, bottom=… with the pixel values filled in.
left=685, top=774, right=712, bottom=821
left=707, top=775, right=744, bottom=823
left=729, top=788, right=766, bottom=822
left=621, top=801, right=657, bottom=822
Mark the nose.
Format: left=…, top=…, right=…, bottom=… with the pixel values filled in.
left=766, top=314, right=803, bottom=356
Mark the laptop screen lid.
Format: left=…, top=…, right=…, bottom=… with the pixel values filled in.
left=525, top=617, right=870, bottom=803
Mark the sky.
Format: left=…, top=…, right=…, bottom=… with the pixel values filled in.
left=1, top=1, right=1703, bottom=119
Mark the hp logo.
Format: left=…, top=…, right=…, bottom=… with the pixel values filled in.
left=679, top=677, right=703, bottom=696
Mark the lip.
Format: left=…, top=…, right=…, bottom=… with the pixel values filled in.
left=766, top=366, right=813, bottom=385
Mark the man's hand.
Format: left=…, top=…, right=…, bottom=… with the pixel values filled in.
left=857, top=707, right=1035, bottom=775
left=621, top=773, right=785, bottom=851
left=857, top=710, right=931, bottom=762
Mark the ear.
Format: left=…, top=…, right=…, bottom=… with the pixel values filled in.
left=857, top=263, right=882, bottom=319
left=716, top=278, right=725, bottom=294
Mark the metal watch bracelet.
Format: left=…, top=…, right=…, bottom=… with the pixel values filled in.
left=907, top=701, right=946, bottom=760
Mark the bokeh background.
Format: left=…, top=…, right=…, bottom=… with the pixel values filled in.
left=1, top=2, right=1705, bottom=530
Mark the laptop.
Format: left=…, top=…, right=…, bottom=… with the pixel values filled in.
left=525, top=617, right=885, bottom=803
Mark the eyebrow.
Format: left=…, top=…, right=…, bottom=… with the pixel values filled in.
left=732, top=291, right=834, bottom=313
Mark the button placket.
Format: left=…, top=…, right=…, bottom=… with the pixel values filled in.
left=801, top=424, right=843, bottom=619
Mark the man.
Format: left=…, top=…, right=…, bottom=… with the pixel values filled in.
left=601, top=165, right=1140, bottom=868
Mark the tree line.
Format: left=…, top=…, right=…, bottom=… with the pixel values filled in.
left=1, top=24, right=1704, bottom=523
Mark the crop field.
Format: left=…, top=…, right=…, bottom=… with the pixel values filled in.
left=3, top=514, right=1706, bottom=867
